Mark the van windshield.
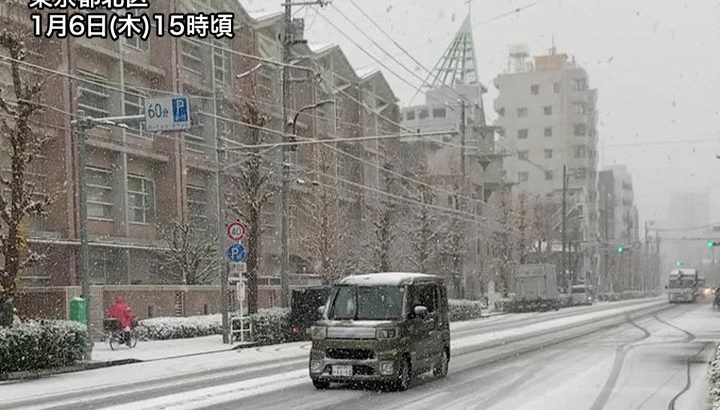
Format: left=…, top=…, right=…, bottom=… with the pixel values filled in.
left=328, top=285, right=404, bottom=320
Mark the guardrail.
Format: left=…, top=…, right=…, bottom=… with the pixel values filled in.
left=230, top=316, right=252, bottom=344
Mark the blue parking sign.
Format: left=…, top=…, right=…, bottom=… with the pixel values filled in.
left=227, top=244, right=247, bottom=263
left=172, top=97, right=189, bottom=123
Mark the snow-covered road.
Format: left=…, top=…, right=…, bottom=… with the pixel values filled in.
left=2, top=298, right=716, bottom=410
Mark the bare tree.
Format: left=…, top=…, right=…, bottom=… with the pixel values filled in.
left=407, top=178, right=437, bottom=273
left=487, top=190, right=516, bottom=296
left=0, top=31, right=50, bottom=327
left=365, top=162, right=401, bottom=273
left=300, top=145, right=353, bottom=284
left=156, top=221, right=217, bottom=285
left=227, top=101, right=273, bottom=315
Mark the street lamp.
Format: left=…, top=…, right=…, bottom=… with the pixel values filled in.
left=280, top=99, right=335, bottom=308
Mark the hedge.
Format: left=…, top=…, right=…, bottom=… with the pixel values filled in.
left=136, top=308, right=292, bottom=347
left=248, top=308, right=290, bottom=346
left=138, top=299, right=487, bottom=344
left=0, top=321, right=89, bottom=375
left=708, top=344, right=720, bottom=410
left=448, top=299, right=486, bottom=321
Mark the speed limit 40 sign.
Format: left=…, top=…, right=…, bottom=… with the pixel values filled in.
left=227, top=221, right=248, bottom=241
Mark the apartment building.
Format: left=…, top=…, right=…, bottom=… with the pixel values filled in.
left=2, top=1, right=399, bottom=291
left=494, top=46, right=600, bottom=283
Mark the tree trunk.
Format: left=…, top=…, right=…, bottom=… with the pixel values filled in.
left=0, top=298, right=14, bottom=327
left=246, top=216, right=260, bottom=314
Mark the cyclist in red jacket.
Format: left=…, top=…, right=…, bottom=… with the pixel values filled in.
left=108, top=296, right=133, bottom=344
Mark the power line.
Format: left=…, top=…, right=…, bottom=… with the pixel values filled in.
left=328, top=3, right=459, bottom=109
left=0, top=37, right=524, bottom=220
left=599, top=137, right=720, bottom=149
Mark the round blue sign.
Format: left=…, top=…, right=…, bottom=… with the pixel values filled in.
left=226, top=243, right=247, bottom=262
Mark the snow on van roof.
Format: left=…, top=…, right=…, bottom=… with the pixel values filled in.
left=339, top=272, right=442, bottom=286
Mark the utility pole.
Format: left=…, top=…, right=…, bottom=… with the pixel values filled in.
left=213, top=87, right=230, bottom=343
left=644, top=220, right=649, bottom=292
left=458, top=98, right=467, bottom=299
left=280, top=0, right=330, bottom=308
left=603, top=194, right=609, bottom=293
left=561, top=165, right=568, bottom=291
left=75, top=111, right=91, bottom=359
left=73, top=111, right=145, bottom=358
left=280, top=0, right=293, bottom=309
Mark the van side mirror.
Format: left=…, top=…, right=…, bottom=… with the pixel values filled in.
left=413, top=305, right=428, bottom=318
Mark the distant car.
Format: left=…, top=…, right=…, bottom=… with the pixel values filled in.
left=309, top=272, right=450, bottom=391
left=570, top=285, right=593, bottom=306
left=290, top=286, right=331, bottom=342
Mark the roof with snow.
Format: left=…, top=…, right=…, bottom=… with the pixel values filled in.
left=429, top=15, right=480, bottom=87
left=356, top=67, right=380, bottom=79
left=339, top=273, right=443, bottom=286
left=236, top=0, right=281, bottom=21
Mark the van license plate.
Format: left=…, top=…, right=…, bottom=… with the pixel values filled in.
left=332, top=365, right=353, bottom=377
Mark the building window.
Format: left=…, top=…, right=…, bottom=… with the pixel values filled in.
left=432, top=108, right=446, bottom=118
left=574, top=123, right=587, bottom=136
left=517, top=129, right=528, bottom=139
left=87, top=167, right=113, bottom=221
left=181, top=39, right=204, bottom=74
left=184, top=129, right=205, bottom=153
left=575, top=168, right=588, bottom=179
left=545, top=171, right=553, bottom=180
left=553, top=82, right=561, bottom=93
left=405, top=111, right=415, bottom=120
left=497, top=107, right=505, bottom=117
left=518, top=172, right=529, bottom=182
left=89, top=247, right=113, bottom=285
left=573, top=78, right=587, bottom=91
left=128, top=175, right=155, bottom=224
left=78, top=71, right=110, bottom=119
left=543, top=106, right=552, bottom=116
left=124, top=35, right=148, bottom=52
left=187, top=184, right=207, bottom=222
left=531, top=84, right=539, bottom=95
left=334, top=99, right=343, bottom=131
left=574, top=145, right=587, bottom=158
left=419, top=109, right=429, bottom=119
left=213, top=39, right=231, bottom=85
left=544, top=127, right=553, bottom=137
left=518, top=150, right=529, bottom=160
left=517, top=107, right=527, bottom=118
left=573, top=102, right=587, bottom=115
left=497, top=128, right=505, bottom=137
left=289, top=205, right=298, bottom=237
left=544, top=149, right=552, bottom=159
left=124, top=88, right=147, bottom=138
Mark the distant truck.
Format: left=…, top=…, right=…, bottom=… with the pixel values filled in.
left=508, top=264, right=563, bottom=312
left=667, top=268, right=699, bottom=303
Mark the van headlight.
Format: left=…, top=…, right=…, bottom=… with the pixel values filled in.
left=311, top=326, right=327, bottom=340
left=376, top=328, right=399, bottom=340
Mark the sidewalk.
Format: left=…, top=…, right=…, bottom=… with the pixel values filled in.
left=91, top=335, right=242, bottom=363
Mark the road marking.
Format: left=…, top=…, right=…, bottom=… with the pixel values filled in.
left=97, top=369, right=309, bottom=410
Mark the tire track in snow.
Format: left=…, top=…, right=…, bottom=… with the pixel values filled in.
left=589, top=316, right=652, bottom=410
left=667, top=342, right=710, bottom=410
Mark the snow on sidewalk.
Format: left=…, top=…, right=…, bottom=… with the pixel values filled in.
left=92, top=335, right=234, bottom=362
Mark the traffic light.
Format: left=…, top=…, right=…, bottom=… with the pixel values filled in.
left=676, top=260, right=683, bottom=267
left=617, top=246, right=625, bottom=253
left=708, top=240, right=720, bottom=248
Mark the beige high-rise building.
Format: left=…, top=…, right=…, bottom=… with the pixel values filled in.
left=494, top=46, right=600, bottom=281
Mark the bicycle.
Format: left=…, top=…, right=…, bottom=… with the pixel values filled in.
left=104, top=318, right=138, bottom=350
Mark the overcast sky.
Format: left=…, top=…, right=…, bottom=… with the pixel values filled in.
left=245, top=0, right=720, bottom=228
